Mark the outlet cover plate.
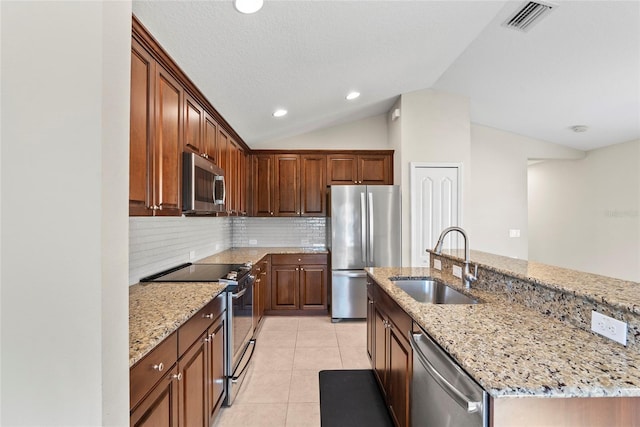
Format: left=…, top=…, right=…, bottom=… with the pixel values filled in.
left=591, top=311, right=627, bottom=345
left=249, top=239, right=258, bottom=245
left=433, top=259, right=442, bottom=270
left=452, top=265, right=462, bottom=278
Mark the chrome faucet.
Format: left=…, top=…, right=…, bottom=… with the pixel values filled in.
left=433, top=226, right=478, bottom=289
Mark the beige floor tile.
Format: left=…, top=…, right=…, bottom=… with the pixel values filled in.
left=261, top=316, right=301, bottom=332
left=288, top=370, right=320, bottom=403
left=236, top=370, right=292, bottom=404
left=259, top=330, right=297, bottom=348
left=297, top=316, right=335, bottom=331
left=295, top=330, right=338, bottom=348
left=253, top=346, right=295, bottom=371
left=336, top=327, right=367, bottom=348
left=339, top=346, right=372, bottom=369
left=293, top=347, right=342, bottom=371
left=285, top=403, right=321, bottom=427
left=214, top=402, right=287, bottom=427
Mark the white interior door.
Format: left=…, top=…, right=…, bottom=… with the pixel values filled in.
left=410, top=164, right=461, bottom=266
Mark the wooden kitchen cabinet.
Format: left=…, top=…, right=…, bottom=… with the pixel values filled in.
left=300, top=154, right=327, bottom=216
left=367, top=281, right=375, bottom=362
left=203, top=112, right=218, bottom=164
left=252, top=256, right=270, bottom=331
left=268, top=254, right=328, bottom=314
left=275, top=154, right=300, bottom=216
left=369, top=279, right=412, bottom=427
left=184, top=93, right=203, bottom=155
left=252, top=154, right=276, bottom=216
left=129, top=38, right=183, bottom=216
left=130, top=294, right=226, bottom=427
left=327, top=153, right=392, bottom=185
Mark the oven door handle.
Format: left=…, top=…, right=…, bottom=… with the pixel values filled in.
left=231, top=339, right=256, bottom=382
left=231, top=288, right=247, bottom=299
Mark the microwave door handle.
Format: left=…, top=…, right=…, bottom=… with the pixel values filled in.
left=220, top=176, right=226, bottom=205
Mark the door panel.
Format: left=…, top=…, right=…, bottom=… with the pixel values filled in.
left=367, top=186, right=402, bottom=267
left=410, top=166, right=460, bottom=267
left=330, top=185, right=366, bottom=270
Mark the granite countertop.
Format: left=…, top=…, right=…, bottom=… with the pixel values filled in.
left=434, top=249, right=640, bottom=315
left=129, top=281, right=227, bottom=367
left=367, top=266, right=640, bottom=399
left=129, top=247, right=328, bottom=367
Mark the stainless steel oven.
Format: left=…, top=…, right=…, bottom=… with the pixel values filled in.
left=221, top=269, right=256, bottom=406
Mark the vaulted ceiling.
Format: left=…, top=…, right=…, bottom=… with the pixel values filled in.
left=133, top=1, right=640, bottom=151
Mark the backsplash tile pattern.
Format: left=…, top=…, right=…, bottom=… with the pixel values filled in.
left=129, top=217, right=232, bottom=285
left=232, top=217, right=327, bottom=247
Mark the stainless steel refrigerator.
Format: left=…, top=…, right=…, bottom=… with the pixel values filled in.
left=329, top=185, right=401, bottom=321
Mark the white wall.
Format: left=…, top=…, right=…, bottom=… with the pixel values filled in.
left=468, top=125, right=584, bottom=259
left=260, top=113, right=390, bottom=150
left=1, top=1, right=131, bottom=425
left=394, top=89, right=471, bottom=266
left=529, top=139, right=640, bottom=282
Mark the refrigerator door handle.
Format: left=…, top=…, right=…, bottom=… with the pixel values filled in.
left=368, top=192, right=374, bottom=264
left=360, top=192, right=367, bottom=264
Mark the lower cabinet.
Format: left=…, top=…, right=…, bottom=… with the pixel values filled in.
left=368, top=277, right=412, bottom=427
left=130, top=294, right=226, bottom=427
left=252, top=256, right=270, bottom=332
left=268, top=253, right=328, bottom=314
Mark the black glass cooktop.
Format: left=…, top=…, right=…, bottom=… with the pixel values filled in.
left=140, top=263, right=248, bottom=283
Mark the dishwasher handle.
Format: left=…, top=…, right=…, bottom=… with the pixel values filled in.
left=410, top=333, right=482, bottom=414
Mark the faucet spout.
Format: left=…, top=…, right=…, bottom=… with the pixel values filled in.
left=432, top=226, right=477, bottom=289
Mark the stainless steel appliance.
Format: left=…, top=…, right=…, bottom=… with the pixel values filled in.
left=139, top=262, right=256, bottom=407
left=329, top=185, right=401, bottom=321
left=410, top=328, right=489, bottom=427
left=182, top=152, right=225, bottom=214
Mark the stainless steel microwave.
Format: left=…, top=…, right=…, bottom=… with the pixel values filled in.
left=182, top=152, right=225, bottom=214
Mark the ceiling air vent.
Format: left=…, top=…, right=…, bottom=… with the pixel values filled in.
left=503, top=1, right=557, bottom=32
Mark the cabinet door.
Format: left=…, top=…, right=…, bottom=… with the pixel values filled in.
left=129, top=39, right=155, bottom=216
left=253, top=274, right=261, bottom=331
left=229, top=139, right=240, bottom=214
left=275, top=154, right=300, bottom=216
left=130, top=366, right=179, bottom=427
left=388, top=326, right=411, bottom=427
left=327, top=154, right=357, bottom=185
left=358, top=154, right=391, bottom=185
left=271, top=265, right=299, bottom=310
left=207, top=316, right=226, bottom=423
left=239, top=149, right=247, bottom=215
left=373, top=306, right=388, bottom=396
left=300, top=154, right=327, bottom=216
left=154, top=66, right=183, bottom=215
left=299, top=264, right=328, bottom=310
left=178, top=334, right=208, bottom=427
left=203, top=113, right=217, bottom=164
left=366, top=283, right=375, bottom=363
left=184, top=94, right=203, bottom=155
left=253, top=154, right=275, bottom=216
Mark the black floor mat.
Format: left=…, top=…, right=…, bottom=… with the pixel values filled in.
left=319, top=369, right=394, bottom=427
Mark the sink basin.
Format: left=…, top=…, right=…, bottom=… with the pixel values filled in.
left=391, top=279, right=479, bottom=304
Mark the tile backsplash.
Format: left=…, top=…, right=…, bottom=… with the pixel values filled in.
left=129, top=216, right=327, bottom=284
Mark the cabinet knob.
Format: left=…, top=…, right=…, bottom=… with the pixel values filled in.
left=172, top=373, right=183, bottom=381
left=270, top=212, right=274, bottom=216
left=203, top=313, right=214, bottom=319
left=204, top=336, right=211, bottom=343
left=296, top=267, right=299, bottom=271
left=369, top=300, right=374, bottom=305
left=153, top=362, right=164, bottom=372
left=209, top=332, right=215, bottom=339
left=300, top=267, right=304, bottom=271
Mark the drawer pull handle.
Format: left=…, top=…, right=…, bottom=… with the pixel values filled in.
left=153, top=363, right=164, bottom=372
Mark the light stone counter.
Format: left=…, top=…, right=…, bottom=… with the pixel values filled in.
left=197, top=246, right=329, bottom=265
left=366, top=266, right=640, bottom=399
left=129, top=282, right=227, bottom=367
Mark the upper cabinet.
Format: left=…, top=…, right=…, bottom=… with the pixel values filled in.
left=129, top=38, right=182, bottom=216
left=300, top=154, right=327, bottom=216
left=327, top=153, right=392, bottom=185
left=130, top=17, right=250, bottom=217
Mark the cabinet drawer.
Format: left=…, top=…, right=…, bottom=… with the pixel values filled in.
left=272, top=253, right=327, bottom=265
left=130, top=331, right=178, bottom=410
left=375, top=285, right=412, bottom=338
left=178, top=294, right=225, bottom=356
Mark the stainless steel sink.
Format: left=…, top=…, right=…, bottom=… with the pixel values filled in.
left=391, top=279, right=479, bottom=304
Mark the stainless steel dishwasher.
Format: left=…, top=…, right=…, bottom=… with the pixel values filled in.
left=410, top=329, right=489, bottom=427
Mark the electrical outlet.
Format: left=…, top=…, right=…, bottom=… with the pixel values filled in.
left=591, top=311, right=627, bottom=345
left=189, top=251, right=196, bottom=260
left=301, top=239, right=310, bottom=245
left=452, top=265, right=462, bottom=278
left=433, top=259, right=442, bottom=270
left=509, top=229, right=521, bottom=238
left=249, top=239, right=258, bottom=245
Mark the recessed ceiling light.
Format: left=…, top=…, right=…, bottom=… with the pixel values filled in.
left=273, top=109, right=287, bottom=118
left=346, top=91, right=361, bottom=101
left=234, top=0, right=263, bottom=14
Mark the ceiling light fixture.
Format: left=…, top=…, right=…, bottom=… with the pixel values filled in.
left=273, top=109, right=287, bottom=118
left=234, top=0, right=263, bottom=14
left=570, top=125, right=588, bottom=133
left=346, top=91, right=360, bottom=101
